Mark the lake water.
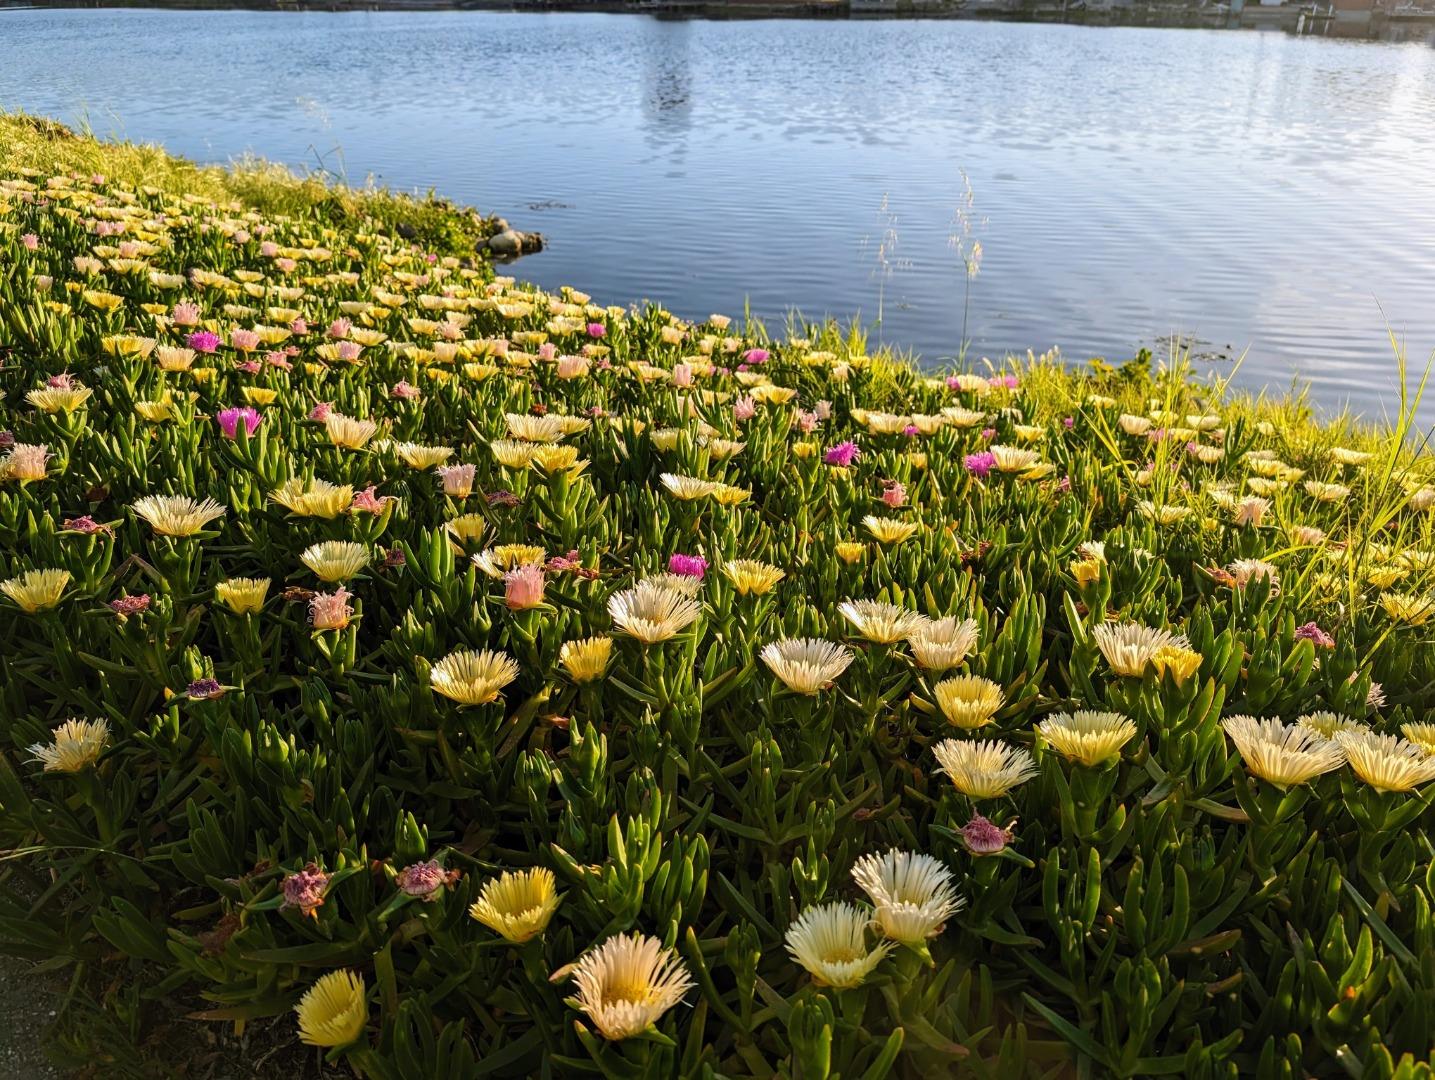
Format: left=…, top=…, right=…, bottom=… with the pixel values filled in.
left=3, top=8, right=1435, bottom=422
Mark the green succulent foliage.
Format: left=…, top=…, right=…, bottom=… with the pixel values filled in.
left=0, top=155, right=1434, bottom=1080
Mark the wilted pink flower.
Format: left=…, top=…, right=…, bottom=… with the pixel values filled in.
left=586, top=322, right=606, bottom=338
left=743, top=348, right=769, bottom=364
left=546, top=549, right=584, bottom=572
left=488, top=489, right=521, bottom=509
left=327, top=317, right=352, bottom=340
left=281, top=863, right=330, bottom=918
left=21, top=233, right=39, bottom=251
left=396, top=860, right=458, bottom=901
left=797, top=410, right=820, bottom=434
left=186, top=677, right=224, bottom=700
left=290, top=317, right=308, bottom=335
left=965, top=451, right=996, bottom=478
left=980, top=428, right=996, bottom=441
left=171, top=302, right=201, bottom=327
left=265, top=351, right=292, bottom=370
left=733, top=396, right=756, bottom=422
left=336, top=340, right=362, bottom=363
left=504, top=563, right=546, bottom=610
left=308, top=401, right=334, bottom=422
left=902, top=424, right=921, bottom=438
left=1294, top=622, right=1335, bottom=649
left=824, top=441, right=860, bottom=467
left=47, top=372, right=75, bottom=389
left=62, top=514, right=105, bottom=535
left=310, top=586, right=354, bottom=631
left=383, top=546, right=406, bottom=569
left=234, top=359, right=261, bottom=374
left=229, top=329, right=260, bottom=352
left=668, top=553, right=708, bottom=579
left=960, top=814, right=1014, bottom=855
left=350, top=487, right=388, bottom=515
left=187, top=330, right=220, bottom=354
left=109, top=594, right=151, bottom=617
left=437, top=463, right=476, bottom=498
left=1057, top=476, right=1072, bottom=493
left=216, top=406, right=262, bottom=439
left=392, top=380, right=420, bottom=400
left=881, top=481, right=906, bottom=508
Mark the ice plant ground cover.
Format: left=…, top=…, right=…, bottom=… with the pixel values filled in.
left=2, top=142, right=1435, bottom=1080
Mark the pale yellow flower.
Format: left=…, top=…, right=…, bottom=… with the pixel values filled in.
left=28, top=718, right=108, bottom=772
left=933, top=675, right=1004, bottom=730
left=560, top=637, right=614, bottom=683
left=1, top=568, right=70, bottom=613
left=469, top=868, right=560, bottom=943
left=324, top=412, right=379, bottom=450
left=268, top=477, right=354, bottom=519
left=131, top=494, right=225, bottom=537
left=571, top=933, right=694, bottom=1041
left=395, top=442, right=454, bottom=469
left=429, top=648, right=520, bottom=705
left=863, top=515, right=920, bottom=545
left=1037, top=710, right=1137, bottom=766
left=850, top=850, right=963, bottom=948
left=608, top=581, right=702, bottom=643
left=1092, top=622, right=1192, bottom=678
left=295, top=970, right=367, bottom=1048
left=660, top=473, right=719, bottom=500
left=1296, top=712, right=1364, bottom=740
left=990, top=445, right=1041, bottom=473
left=1399, top=722, right=1435, bottom=755
left=505, top=413, right=569, bottom=443
left=839, top=599, right=926, bottom=645
left=784, top=902, right=892, bottom=989
left=216, top=577, right=271, bottom=614
left=760, top=638, right=855, bottom=695
left=1380, top=592, right=1435, bottom=627
left=931, top=738, right=1038, bottom=799
left=1222, top=716, right=1346, bottom=789
left=473, top=545, right=545, bottom=577
left=300, top=541, right=370, bottom=583
left=1335, top=730, right=1435, bottom=792
left=906, top=616, right=979, bottom=673
left=27, top=386, right=93, bottom=414
left=721, top=559, right=785, bottom=596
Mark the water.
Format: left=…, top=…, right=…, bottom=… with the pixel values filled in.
left=3, top=8, right=1435, bottom=422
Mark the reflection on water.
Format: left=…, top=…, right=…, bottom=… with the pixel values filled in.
left=2, top=8, right=1434, bottom=421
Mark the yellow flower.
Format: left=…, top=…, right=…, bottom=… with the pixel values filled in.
left=1150, top=645, right=1202, bottom=685
left=559, top=636, right=614, bottom=683
left=571, top=933, right=694, bottom=1041
left=101, top=333, right=156, bottom=358
left=324, top=412, right=378, bottom=450
left=530, top=444, right=585, bottom=474
left=1092, top=622, right=1192, bottom=678
left=863, top=515, right=920, bottom=545
left=1, top=568, right=71, bottom=613
left=1380, top=592, right=1435, bottom=627
left=834, top=541, right=866, bottom=564
left=81, top=288, right=124, bottom=312
left=839, top=599, right=925, bottom=645
left=1222, top=716, right=1346, bottom=789
left=28, top=718, right=108, bottom=772
left=720, top=559, right=785, bottom=596
left=473, top=545, right=545, bottom=578
left=931, top=738, right=1038, bottom=799
left=1400, top=722, right=1435, bottom=755
left=216, top=577, right=271, bottom=614
left=155, top=346, right=196, bottom=372
left=710, top=483, right=751, bottom=507
left=1037, top=711, right=1137, bottom=766
left=300, top=541, right=370, bottom=583
left=395, top=442, right=454, bottom=469
left=760, top=638, right=855, bottom=695
left=268, top=477, right=354, bottom=519
left=851, top=849, right=963, bottom=947
left=785, top=902, right=892, bottom=988
left=792, top=441, right=817, bottom=459
left=242, top=386, right=278, bottom=406
left=491, top=439, right=537, bottom=468
left=131, top=494, right=226, bottom=537
left=469, top=868, right=560, bottom=943
left=907, top=616, right=979, bottom=673
left=295, top=970, right=367, bottom=1048
left=933, top=675, right=1004, bottom=730
left=430, top=648, right=520, bottom=705
left=1069, top=557, right=1102, bottom=587
left=608, top=581, right=702, bottom=643
left=1335, top=730, right=1435, bottom=793
left=27, top=386, right=93, bottom=413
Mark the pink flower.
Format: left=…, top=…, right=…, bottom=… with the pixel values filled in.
left=260, top=241, right=279, bottom=258
left=216, top=406, right=262, bottom=439
left=275, top=257, right=297, bottom=273
left=980, top=428, right=996, bottom=441
left=308, top=401, right=334, bottom=422
left=902, top=424, right=921, bottom=438
left=327, top=317, right=352, bottom=340
left=109, top=594, right=151, bottom=617
left=392, top=380, right=420, bottom=400
left=265, top=351, right=292, bottom=370
left=47, top=372, right=75, bottom=389
left=814, top=400, right=832, bottom=420
left=673, top=363, right=693, bottom=388
left=350, top=486, right=388, bottom=515
left=504, top=563, right=547, bottom=610
left=964, top=451, right=996, bottom=478
left=21, top=233, right=39, bottom=251
left=62, top=515, right=104, bottom=535
left=281, top=863, right=331, bottom=918
left=668, top=553, right=708, bottom=579
left=396, top=860, right=457, bottom=901
left=171, top=302, right=201, bottom=327
left=336, top=341, right=363, bottom=363
left=537, top=342, right=557, bottom=361
left=233, top=359, right=261, bottom=374
left=988, top=373, right=1019, bottom=390
left=1063, top=416, right=1075, bottom=429
left=743, top=348, right=770, bottom=364
left=290, top=317, right=308, bottom=335
left=797, top=410, right=820, bottom=434
left=733, top=396, right=756, bottom=422
left=824, top=441, right=860, bottom=467
left=1294, top=622, right=1335, bottom=649
left=881, top=482, right=906, bottom=508
left=229, top=329, right=260, bottom=352
left=945, top=375, right=963, bottom=391
left=960, top=814, right=1014, bottom=855
left=586, top=322, right=606, bottom=338
left=309, top=587, right=354, bottom=631
left=436, top=463, right=476, bottom=498
left=187, top=331, right=220, bottom=354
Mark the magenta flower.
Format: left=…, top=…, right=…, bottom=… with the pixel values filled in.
left=824, top=441, right=860, bottom=467
left=945, top=375, right=963, bottom=390
left=964, top=451, right=996, bottom=478
left=902, top=424, right=921, bottom=438
left=960, top=814, right=1014, bottom=855
left=668, top=553, right=708, bottom=579
left=586, top=322, right=606, bottom=338
left=109, top=594, right=151, bottom=617
left=743, top=348, right=770, bottom=364
left=234, top=359, right=261, bottom=374
left=265, top=351, right=292, bottom=370
left=308, top=401, right=334, bottom=422
left=187, top=330, right=220, bottom=354
left=185, top=677, right=225, bottom=700
left=1063, top=416, right=1075, bottom=429
left=216, top=406, right=261, bottom=439
left=1294, top=622, right=1335, bottom=649
left=281, top=863, right=330, bottom=918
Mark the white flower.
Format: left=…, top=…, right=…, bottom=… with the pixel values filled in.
left=850, top=849, right=963, bottom=948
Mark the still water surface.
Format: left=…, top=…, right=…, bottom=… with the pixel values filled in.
left=3, top=9, right=1435, bottom=420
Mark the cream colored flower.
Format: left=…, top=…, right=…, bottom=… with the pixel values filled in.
left=300, top=541, right=370, bottom=583
left=1137, top=501, right=1192, bottom=526
left=1226, top=559, right=1280, bottom=592
left=608, top=581, right=702, bottom=643
left=131, top=494, right=225, bottom=537
left=215, top=577, right=271, bottom=614
left=863, top=515, right=920, bottom=545
left=1037, top=711, right=1136, bottom=766
left=933, top=675, right=1004, bottom=730
left=295, top=970, right=367, bottom=1048
left=324, top=412, right=378, bottom=450
left=839, top=599, right=926, bottom=645
left=760, top=638, right=855, bottom=695
left=473, top=545, right=545, bottom=577
left=720, top=559, right=785, bottom=596
left=931, top=739, right=1038, bottom=799
left=990, top=445, right=1040, bottom=473
left=1296, top=712, right=1364, bottom=740
left=1092, top=622, right=1192, bottom=678
left=429, top=648, right=520, bottom=705
left=1399, top=722, right=1435, bottom=755
left=505, top=412, right=569, bottom=443
left=1, top=568, right=70, bottom=613
left=1222, top=715, right=1346, bottom=789
left=560, top=637, right=614, bottom=683
left=1304, top=480, right=1349, bottom=503
left=660, top=473, right=719, bottom=500
left=850, top=849, right=963, bottom=947
left=1, top=443, right=50, bottom=484
left=906, top=616, right=979, bottom=673
left=571, top=933, right=694, bottom=1041
left=28, top=718, right=108, bottom=772
left=27, top=386, right=93, bottom=413
left=1335, top=730, right=1435, bottom=792
left=469, top=868, right=560, bottom=943
left=395, top=442, right=454, bottom=469
left=784, top=902, right=892, bottom=988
